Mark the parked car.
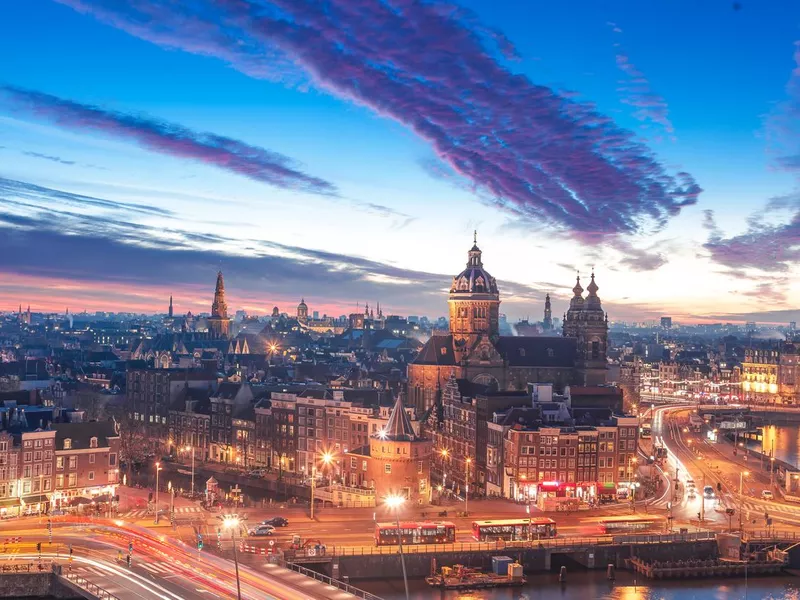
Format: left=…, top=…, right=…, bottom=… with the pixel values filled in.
left=262, top=517, right=288, bottom=527
left=248, top=525, right=275, bottom=536
left=761, top=490, right=774, bottom=500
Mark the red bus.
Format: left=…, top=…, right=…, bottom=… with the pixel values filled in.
left=374, top=521, right=456, bottom=546
left=471, top=518, right=557, bottom=541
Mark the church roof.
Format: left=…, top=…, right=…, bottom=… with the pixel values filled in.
left=495, top=336, right=576, bottom=368
left=382, top=394, right=417, bottom=441
left=412, top=335, right=457, bottom=365
left=450, top=236, right=499, bottom=296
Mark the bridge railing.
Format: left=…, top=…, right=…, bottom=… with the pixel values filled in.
left=297, top=532, right=719, bottom=557
left=271, top=557, right=383, bottom=600
left=57, top=565, right=120, bottom=600
left=744, top=530, right=800, bottom=542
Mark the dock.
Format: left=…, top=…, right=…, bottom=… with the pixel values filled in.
left=628, top=556, right=784, bottom=579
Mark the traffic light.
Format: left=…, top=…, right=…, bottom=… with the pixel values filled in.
left=148, top=492, right=153, bottom=502
left=36, top=542, right=41, bottom=553
left=69, top=544, right=73, bottom=559
left=128, top=541, right=133, bottom=554
left=717, top=483, right=722, bottom=493
left=126, top=554, right=131, bottom=567
left=197, top=534, right=203, bottom=551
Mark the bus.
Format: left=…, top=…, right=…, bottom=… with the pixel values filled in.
left=374, top=521, right=456, bottom=546
left=471, top=518, right=557, bottom=541
left=640, top=423, right=652, bottom=439
left=597, top=515, right=664, bottom=534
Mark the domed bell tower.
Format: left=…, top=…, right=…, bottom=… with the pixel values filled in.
left=563, top=272, right=608, bottom=385
left=448, top=232, right=500, bottom=359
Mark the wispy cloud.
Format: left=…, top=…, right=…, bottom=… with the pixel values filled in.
left=611, top=238, right=668, bottom=272
left=0, top=85, right=337, bottom=196
left=608, top=22, right=674, bottom=141
left=56, top=0, right=700, bottom=242
left=21, top=151, right=76, bottom=165
left=703, top=200, right=800, bottom=273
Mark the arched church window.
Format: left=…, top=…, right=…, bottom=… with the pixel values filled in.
left=592, top=340, right=600, bottom=359
left=475, top=276, right=485, bottom=290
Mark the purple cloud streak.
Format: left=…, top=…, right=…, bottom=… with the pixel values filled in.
left=608, top=22, right=674, bottom=141
left=57, top=0, right=700, bottom=241
left=705, top=43, right=800, bottom=274
left=1, top=86, right=337, bottom=196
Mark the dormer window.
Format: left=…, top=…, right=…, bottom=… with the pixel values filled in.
left=90, top=437, right=98, bottom=449
left=440, top=346, right=447, bottom=356
left=63, top=439, right=72, bottom=450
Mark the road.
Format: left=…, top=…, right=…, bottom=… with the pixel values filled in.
left=0, top=517, right=356, bottom=600
left=652, top=402, right=800, bottom=533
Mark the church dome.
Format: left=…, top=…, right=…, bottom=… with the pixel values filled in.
left=297, top=298, right=307, bottom=310
left=449, top=235, right=499, bottom=296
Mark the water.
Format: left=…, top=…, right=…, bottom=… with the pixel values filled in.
left=759, top=424, right=800, bottom=469
left=360, top=571, right=800, bottom=599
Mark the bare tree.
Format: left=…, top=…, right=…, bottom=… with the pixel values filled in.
left=112, top=411, right=152, bottom=481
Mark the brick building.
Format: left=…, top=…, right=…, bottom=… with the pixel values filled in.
left=342, top=395, right=432, bottom=504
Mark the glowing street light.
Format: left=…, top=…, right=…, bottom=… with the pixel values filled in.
left=183, top=445, right=195, bottom=496
left=384, top=494, right=409, bottom=600
left=219, top=515, right=244, bottom=600
left=739, top=471, right=749, bottom=531
left=439, top=449, right=450, bottom=493
left=311, top=451, right=335, bottom=521
left=154, top=462, right=163, bottom=524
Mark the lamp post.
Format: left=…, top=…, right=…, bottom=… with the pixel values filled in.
left=168, top=481, right=174, bottom=521
left=465, top=457, right=472, bottom=516
left=385, top=494, right=410, bottom=600
left=221, top=515, right=244, bottom=600
left=739, top=471, right=749, bottom=531
left=526, top=504, right=532, bottom=542
left=183, top=445, right=195, bottom=496
left=154, top=462, right=162, bottom=524
left=311, top=452, right=334, bottom=521
left=439, top=449, right=449, bottom=494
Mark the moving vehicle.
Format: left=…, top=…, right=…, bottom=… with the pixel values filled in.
left=761, top=490, right=774, bottom=500
left=471, top=518, right=557, bottom=541
left=597, top=516, right=664, bottom=534
left=375, top=521, right=456, bottom=546
left=703, top=485, right=715, bottom=499
left=263, top=516, right=288, bottom=527
left=248, top=524, right=275, bottom=536
left=640, top=423, right=652, bottom=439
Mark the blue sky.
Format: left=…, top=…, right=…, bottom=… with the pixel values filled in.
left=0, top=0, right=798, bottom=323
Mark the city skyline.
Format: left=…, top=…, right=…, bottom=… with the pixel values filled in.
left=1, top=1, right=798, bottom=324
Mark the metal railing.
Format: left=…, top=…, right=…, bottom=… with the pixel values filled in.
left=60, top=568, right=121, bottom=600
left=0, top=561, right=55, bottom=573
left=291, top=532, right=720, bottom=558
left=744, top=530, right=800, bottom=542
left=272, top=557, right=383, bottom=600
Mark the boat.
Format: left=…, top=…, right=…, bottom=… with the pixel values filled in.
left=425, top=564, right=526, bottom=590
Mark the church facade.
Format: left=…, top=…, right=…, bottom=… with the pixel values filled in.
left=407, top=236, right=609, bottom=415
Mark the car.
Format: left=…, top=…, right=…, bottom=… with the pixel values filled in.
left=248, top=525, right=275, bottom=536
left=762, top=490, right=774, bottom=500
left=262, top=517, right=288, bottom=527
left=703, top=485, right=715, bottom=499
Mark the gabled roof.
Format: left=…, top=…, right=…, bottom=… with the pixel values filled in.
left=412, top=335, right=456, bottom=365
left=52, top=421, right=118, bottom=450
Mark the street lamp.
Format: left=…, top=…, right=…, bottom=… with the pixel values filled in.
left=385, top=494, right=410, bottom=600
left=439, top=449, right=450, bottom=495
left=465, top=457, right=472, bottom=516
left=311, top=451, right=334, bottom=521
left=526, top=504, right=532, bottom=542
left=739, top=471, right=749, bottom=531
left=154, top=462, right=162, bottom=524
left=221, top=515, right=244, bottom=600
left=168, top=481, right=174, bottom=520
left=183, top=445, right=195, bottom=496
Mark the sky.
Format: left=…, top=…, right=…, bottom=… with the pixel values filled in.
left=0, top=0, right=798, bottom=325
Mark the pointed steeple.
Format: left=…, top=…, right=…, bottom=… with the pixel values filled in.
left=211, top=271, right=227, bottom=318
left=587, top=271, right=599, bottom=296
left=383, top=394, right=417, bottom=441
left=572, top=274, right=583, bottom=297
left=168, top=295, right=174, bottom=318
left=467, top=230, right=482, bottom=267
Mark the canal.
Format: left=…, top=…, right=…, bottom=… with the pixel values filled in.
left=359, top=570, right=800, bottom=599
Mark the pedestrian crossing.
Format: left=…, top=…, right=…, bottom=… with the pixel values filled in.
left=119, top=506, right=204, bottom=519
left=75, top=561, right=175, bottom=577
